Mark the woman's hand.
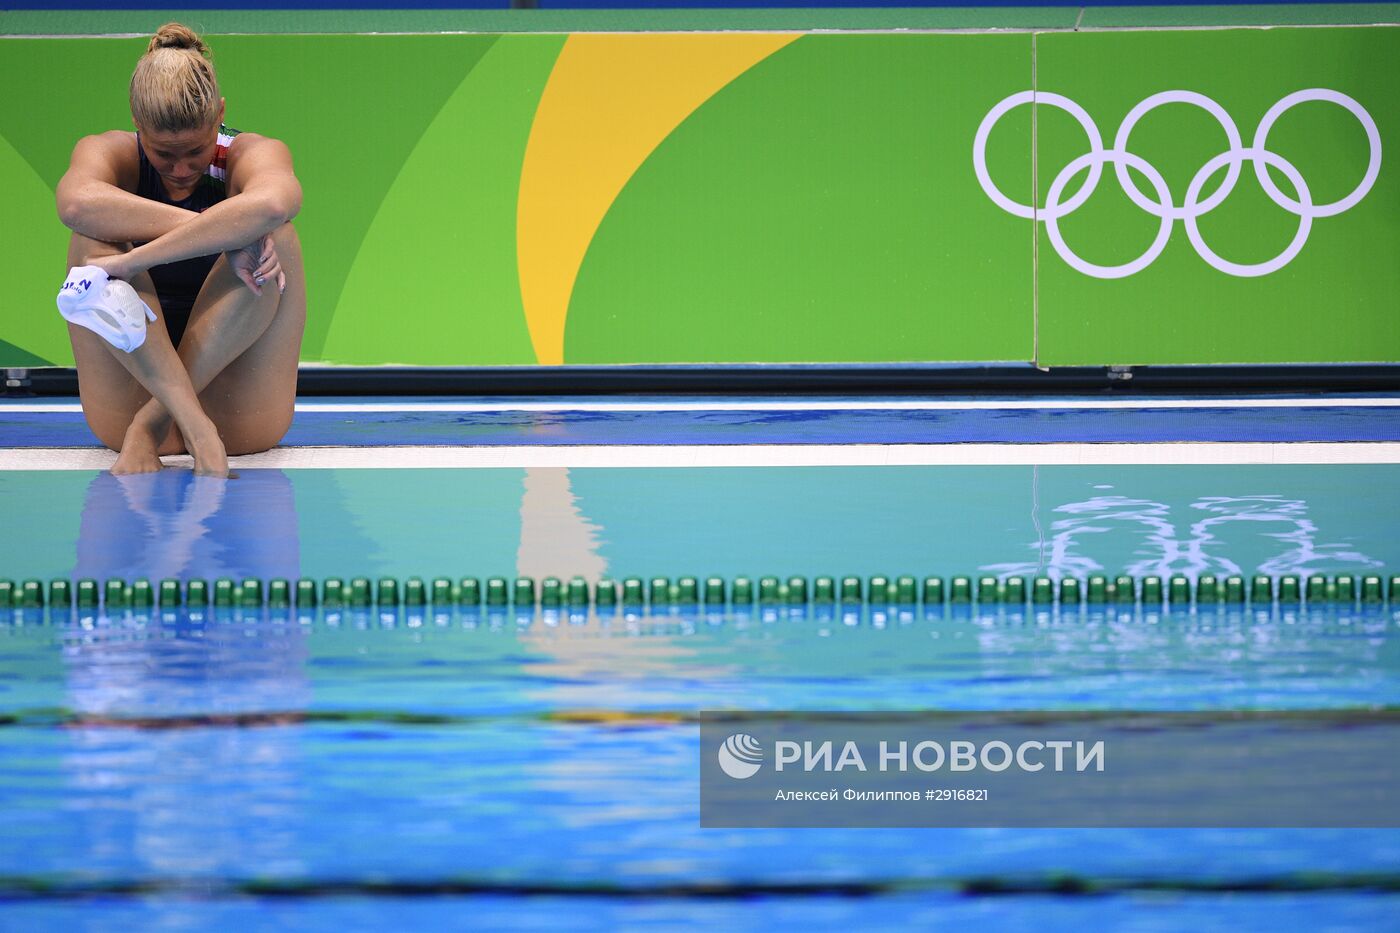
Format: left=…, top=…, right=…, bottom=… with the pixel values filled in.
left=229, top=235, right=285, bottom=297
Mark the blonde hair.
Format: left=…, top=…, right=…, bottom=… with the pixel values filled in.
left=130, top=23, right=221, bottom=134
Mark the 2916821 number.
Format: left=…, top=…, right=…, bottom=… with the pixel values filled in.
left=930, top=789, right=989, bottom=802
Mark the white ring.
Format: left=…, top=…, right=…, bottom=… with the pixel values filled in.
left=1184, top=147, right=1313, bottom=278
left=1252, top=88, right=1382, bottom=218
left=1044, top=150, right=1175, bottom=279
left=1113, top=90, right=1244, bottom=220
left=973, top=91, right=1104, bottom=221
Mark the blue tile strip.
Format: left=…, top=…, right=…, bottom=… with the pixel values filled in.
left=3, top=404, right=1398, bottom=448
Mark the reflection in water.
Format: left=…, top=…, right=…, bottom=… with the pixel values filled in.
left=1196, top=496, right=1383, bottom=579
left=74, top=469, right=301, bottom=584
left=516, top=465, right=707, bottom=694
left=516, top=467, right=607, bottom=583
left=60, top=617, right=310, bottom=879
left=514, top=467, right=717, bottom=833
left=987, top=493, right=1382, bottom=582
left=59, top=469, right=309, bottom=879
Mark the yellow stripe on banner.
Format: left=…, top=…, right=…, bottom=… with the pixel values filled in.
left=517, top=33, right=799, bottom=365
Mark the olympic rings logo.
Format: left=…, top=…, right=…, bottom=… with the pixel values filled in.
left=973, top=90, right=1382, bottom=278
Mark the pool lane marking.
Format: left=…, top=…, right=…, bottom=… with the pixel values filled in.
left=5, top=397, right=1400, bottom=414
left=5, top=442, right=1400, bottom=470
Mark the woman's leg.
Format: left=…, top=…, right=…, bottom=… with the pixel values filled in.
left=129, top=221, right=307, bottom=456
left=66, top=231, right=228, bottom=475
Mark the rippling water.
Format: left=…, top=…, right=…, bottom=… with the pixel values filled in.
left=1, top=465, right=1397, bottom=928
left=3, top=608, right=1397, bottom=882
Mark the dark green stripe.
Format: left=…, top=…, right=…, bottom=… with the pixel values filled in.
left=1, top=6, right=1394, bottom=38
left=0, top=338, right=51, bottom=367
left=0, top=8, right=1077, bottom=37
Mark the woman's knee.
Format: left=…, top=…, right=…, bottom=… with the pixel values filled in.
left=83, top=409, right=132, bottom=453
left=270, top=222, right=302, bottom=264
left=67, top=231, right=128, bottom=268
left=221, top=408, right=294, bottom=456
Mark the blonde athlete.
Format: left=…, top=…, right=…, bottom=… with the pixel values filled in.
left=56, top=22, right=305, bottom=476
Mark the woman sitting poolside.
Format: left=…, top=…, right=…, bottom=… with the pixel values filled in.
left=56, top=22, right=305, bottom=477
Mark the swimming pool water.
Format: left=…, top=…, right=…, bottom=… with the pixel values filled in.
left=5, top=464, right=1398, bottom=584
left=2, top=464, right=1397, bottom=928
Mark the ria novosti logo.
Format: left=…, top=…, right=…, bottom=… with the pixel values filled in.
left=717, top=734, right=1107, bottom=779
left=717, top=733, right=764, bottom=779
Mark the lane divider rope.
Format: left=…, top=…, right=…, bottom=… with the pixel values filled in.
left=1, top=572, right=1395, bottom=613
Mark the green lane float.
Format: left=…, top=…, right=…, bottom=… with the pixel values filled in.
left=269, top=579, right=292, bottom=608
left=5, top=571, right=1397, bottom=617
left=105, top=579, right=129, bottom=609
left=568, top=576, right=590, bottom=608
left=49, top=579, right=72, bottom=608
left=349, top=578, right=372, bottom=607
left=20, top=580, right=44, bottom=609
left=540, top=577, right=562, bottom=608
left=131, top=579, right=153, bottom=609
left=375, top=577, right=399, bottom=607
left=485, top=577, right=508, bottom=607
left=322, top=578, right=344, bottom=608
left=239, top=579, right=263, bottom=608
left=595, top=578, right=618, bottom=607
left=298, top=578, right=319, bottom=608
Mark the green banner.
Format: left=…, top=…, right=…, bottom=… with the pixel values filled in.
left=0, top=23, right=1394, bottom=368
left=1031, top=27, right=1400, bottom=364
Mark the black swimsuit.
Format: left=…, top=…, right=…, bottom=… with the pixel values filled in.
left=133, top=126, right=239, bottom=347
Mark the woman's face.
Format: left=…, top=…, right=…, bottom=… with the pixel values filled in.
left=139, top=123, right=220, bottom=188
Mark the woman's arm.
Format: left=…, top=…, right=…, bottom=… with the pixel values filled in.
left=55, top=132, right=197, bottom=243
left=115, top=135, right=303, bottom=277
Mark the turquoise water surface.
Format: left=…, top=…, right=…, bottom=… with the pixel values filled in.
left=1, top=465, right=1397, bottom=928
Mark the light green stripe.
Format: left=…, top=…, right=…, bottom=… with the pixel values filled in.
left=0, top=131, right=71, bottom=366
left=323, top=36, right=562, bottom=365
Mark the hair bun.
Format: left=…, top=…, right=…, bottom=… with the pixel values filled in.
left=147, top=23, right=209, bottom=57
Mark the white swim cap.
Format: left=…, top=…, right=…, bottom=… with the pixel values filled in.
left=57, top=266, right=157, bottom=353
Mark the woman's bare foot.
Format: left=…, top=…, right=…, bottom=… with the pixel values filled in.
left=111, top=423, right=164, bottom=474
left=183, top=421, right=230, bottom=477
